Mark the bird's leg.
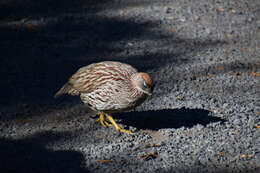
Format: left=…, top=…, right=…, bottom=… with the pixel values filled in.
left=106, top=114, right=133, bottom=134
left=96, top=112, right=112, bottom=127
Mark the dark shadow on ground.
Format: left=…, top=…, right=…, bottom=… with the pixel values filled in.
left=0, top=0, right=158, bottom=106
left=0, top=0, right=108, bottom=20
left=0, top=18, right=156, bottom=105
left=114, top=108, right=225, bottom=130
left=0, top=0, right=228, bottom=107
left=0, top=131, right=88, bottom=173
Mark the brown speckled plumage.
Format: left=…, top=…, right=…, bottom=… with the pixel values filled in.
left=55, top=61, right=153, bottom=114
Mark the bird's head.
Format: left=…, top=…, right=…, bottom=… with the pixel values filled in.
left=131, top=72, right=153, bottom=96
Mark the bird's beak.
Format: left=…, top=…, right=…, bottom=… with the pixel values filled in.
left=146, top=91, right=153, bottom=101
left=146, top=88, right=153, bottom=96
left=146, top=92, right=152, bottom=96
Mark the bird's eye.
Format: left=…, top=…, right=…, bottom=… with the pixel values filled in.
left=143, top=81, right=148, bottom=88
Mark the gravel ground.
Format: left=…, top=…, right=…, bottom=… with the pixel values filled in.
left=0, top=0, right=260, bottom=172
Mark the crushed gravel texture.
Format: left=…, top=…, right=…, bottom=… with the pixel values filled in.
left=0, top=0, right=260, bottom=173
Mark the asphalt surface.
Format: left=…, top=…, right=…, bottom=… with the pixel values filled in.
left=0, top=0, right=260, bottom=173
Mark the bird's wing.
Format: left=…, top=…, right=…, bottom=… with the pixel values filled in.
left=68, top=62, right=137, bottom=94
left=68, top=64, right=101, bottom=93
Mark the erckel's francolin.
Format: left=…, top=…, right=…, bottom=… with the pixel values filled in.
left=55, top=61, right=153, bottom=133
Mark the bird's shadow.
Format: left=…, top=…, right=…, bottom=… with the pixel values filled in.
left=114, top=108, right=225, bottom=130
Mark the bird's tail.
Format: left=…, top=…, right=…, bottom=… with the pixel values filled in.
left=54, top=83, right=74, bottom=98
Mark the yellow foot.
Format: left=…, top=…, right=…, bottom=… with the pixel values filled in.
left=96, top=112, right=112, bottom=127
left=106, top=115, right=133, bottom=134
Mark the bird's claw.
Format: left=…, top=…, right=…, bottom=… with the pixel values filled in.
left=96, top=113, right=112, bottom=127
left=106, top=114, right=133, bottom=134
left=96, top=113, right=133, bottom=134
left=117, top=128, right=133, bottom=134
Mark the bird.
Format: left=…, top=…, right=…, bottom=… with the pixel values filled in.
left=55, top=61, right=153, bottom=133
